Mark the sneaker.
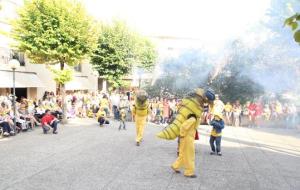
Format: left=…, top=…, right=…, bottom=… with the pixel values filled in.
left=184, top=174, right=197, bottom=178
left=217, top=152, right=222, bottom=156
left=210, top=152, right=216, bottom=155
left=10, top=131, right=15, bottom=136
left=53, top=131, right=58, bottom=134
left=136, top=142, right=140, bottom=146
left=3, top=132, right=9, bottom=137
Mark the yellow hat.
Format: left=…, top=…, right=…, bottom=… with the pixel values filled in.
left=214, top=112, right=223, bottom=120
left=195, top=88, right=205, bottom=97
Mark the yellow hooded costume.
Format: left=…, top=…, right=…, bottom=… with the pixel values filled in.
left=160, top=88, right=215, bottom=177
left=132, top=90, right=149, bottom=144
left=172, top=116, right=198, bottom=176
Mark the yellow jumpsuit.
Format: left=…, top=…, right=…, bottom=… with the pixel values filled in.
left=132, top=102, right=149, bottom=143
left=172, top=117, right=197, bottom=176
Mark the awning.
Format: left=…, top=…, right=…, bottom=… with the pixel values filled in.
left=0, top=70, right=45, bottom=88
left=65, top=76, right=93, bottom=90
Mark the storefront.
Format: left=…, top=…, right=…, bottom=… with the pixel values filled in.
left=0, top=70, right=44, bottom=100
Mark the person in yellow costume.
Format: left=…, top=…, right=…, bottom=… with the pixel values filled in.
left=163, top=88, right=215, bottom=178
left=132, top=90, right=149, bottom=146
left=171, top=114, right=198, bottom=178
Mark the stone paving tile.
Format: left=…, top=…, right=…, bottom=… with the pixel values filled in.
left=1, top=119, right=300, bottom=190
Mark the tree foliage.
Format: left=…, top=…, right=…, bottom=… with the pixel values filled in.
left=11, top=0, right=99, bottom=122
left=48, top=67, right=73, bottom=85
left=285, top=13, right=300, bottom=43
left=210, top=41, right=265, bottom=104
left=91, top=20, right=157, bottom=87
left=11, top=0, right=98, bottom=66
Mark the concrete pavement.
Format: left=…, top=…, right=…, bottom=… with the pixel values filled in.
left=0, top=118, right=300, bottom=190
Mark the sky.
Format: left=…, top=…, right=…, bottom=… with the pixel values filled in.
left=84, top=0, right=271, bottom=51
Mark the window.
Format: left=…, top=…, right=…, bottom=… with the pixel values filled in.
left=74, top=64, right=82, bottom=72
left=11, top=51, right=25, bottom=66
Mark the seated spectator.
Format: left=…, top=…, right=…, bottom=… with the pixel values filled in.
left=18, top=102, right=41, bottom=130
left=0, top=105, right=15, bottom=136
left=34, top=104, right=45, bottom=121
left=0, top=119, right=15, bottom=137
left=97, top=107, right=109, bottom=127
left=41, top=109, right=59, bottom=134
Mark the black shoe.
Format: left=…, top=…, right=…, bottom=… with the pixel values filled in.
left=185, top=175, right=197, bottom=178
left=210, top=152, right=216, bottom=155
left=171, top=166, right=180, bottom=173
left=53, top=131, right=58, bottom=134
left=136, top=142, right=140, bottom=146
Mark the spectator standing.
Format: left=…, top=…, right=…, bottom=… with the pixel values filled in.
left=163, top=99, right=170, bottom=124
left=232, top=103, right=242, bottom=127
left=224, top=102, right=233, bottom=125
left=248, top=102, right=257, bottom=127
left=110, top=92, right=120, bottom=120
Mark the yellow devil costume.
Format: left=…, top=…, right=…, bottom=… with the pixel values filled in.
left=172, top=115, right=197, bottom=177
left=157, top=88, right=215, bottom=178
left=132, top=90, right=149, bottom=146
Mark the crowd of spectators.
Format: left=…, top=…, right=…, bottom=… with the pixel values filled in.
left=1, top=90, right=299, bottom=138
left=147, top=95, right=299, bottom=129
left=0, top=90, right=136, bottom=138
left=222, top=100, right=298, bottom=128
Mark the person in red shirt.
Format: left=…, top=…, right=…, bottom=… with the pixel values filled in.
left=248, top=102, right=257, bottom=127
left=41, top=109, right=59, bottom=134
left=163, top=99, right=170, bottom=124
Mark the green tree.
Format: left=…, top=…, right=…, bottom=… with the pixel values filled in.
left=91, top=20, right=157, bottom=87
left=210, top=41, right=264, bottom=104
left=285, top=13, right=300, bottom=43
left=11, top=0, right=98, bottom=121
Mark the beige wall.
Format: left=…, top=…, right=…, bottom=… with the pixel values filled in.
left=0, top=88, right=9, bottom=95
left=25, top=63, right=56, bottom=98
left=27, top=87, right=37, bottom=100
left=79, top=62, right=98, bottom=91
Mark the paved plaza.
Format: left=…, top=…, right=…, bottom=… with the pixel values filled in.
left=0, top=119, right=300, bottom=190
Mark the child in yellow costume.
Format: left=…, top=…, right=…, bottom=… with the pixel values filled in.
left=171, top=114, right=198, bottom=178
left=132, top=90, right=149, bottom=146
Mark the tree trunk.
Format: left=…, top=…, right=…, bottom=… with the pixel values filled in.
left=60, top=62, right=68, bottom=124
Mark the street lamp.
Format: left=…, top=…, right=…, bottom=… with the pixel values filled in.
left=8, top=59, right=20, bottom=132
